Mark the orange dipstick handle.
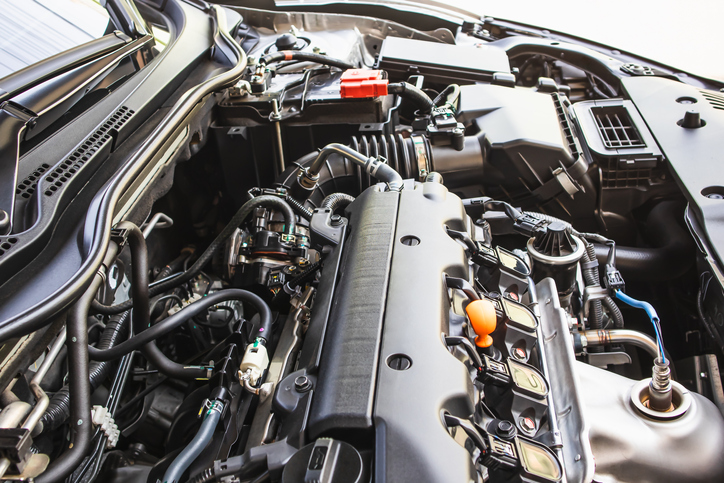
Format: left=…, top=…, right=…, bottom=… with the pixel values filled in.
left=466, top=299, right=497, bottom=348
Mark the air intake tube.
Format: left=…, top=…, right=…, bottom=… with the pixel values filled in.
left=278, top=134, right=485, bottom=204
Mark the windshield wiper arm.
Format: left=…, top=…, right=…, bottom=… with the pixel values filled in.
left=102, top=0, right=151, bottom=39
left=0, top=31, right=133, bottom=106
left=0, top=33, right=154, bottom=235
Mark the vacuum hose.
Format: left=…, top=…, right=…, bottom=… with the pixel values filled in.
left=91, top=196, right=295, bottom=315
left=594, top=201, right=695, bottom=280
left=163, top=400, right=225, bottom=483
left=40, top=312, right=130, bottom=432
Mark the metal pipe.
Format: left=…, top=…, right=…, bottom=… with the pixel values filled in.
left=0, top=328, right=68, bottom=478
left=142, top=212, right=173, bottom=238
left=582, top=329, right=660, bottom=359
left=22, top=328, right=67, bottom=433
left=0, top=401, right=31, bottom=429
left=271, top=99, right=285, bottom=175
left=0, top=400, right=32, bottom=477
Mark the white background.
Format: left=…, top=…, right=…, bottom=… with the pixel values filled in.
left=454, top=0, right=724, bottom=81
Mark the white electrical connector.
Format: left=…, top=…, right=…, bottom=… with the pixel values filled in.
left=239, top=339, right=269, bottom=386
left=91, top=406, right=120, bottom=449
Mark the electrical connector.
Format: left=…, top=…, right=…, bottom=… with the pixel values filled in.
left=603, top=265, right=625, bottom=294
left=239, top=338, right=270, bottom=386
left=512, top=213, right=550, bottom=238
left=91, top=406, right=120, bottom=449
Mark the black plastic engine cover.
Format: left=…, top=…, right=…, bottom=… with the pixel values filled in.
left=374, top=181, right=476, bottom=483
left=307, top=180, right=477, bottom=482
left=308, top=186, right=399, bottom=443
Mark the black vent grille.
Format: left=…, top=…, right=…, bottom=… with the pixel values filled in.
left=701, top=90, right=724, bottom=110
left=600, top=158, right=660, bottom=188
left=43, top=106, right=134, bottom=197
left=552, top=93, right=580, bottom=160
left=16, top=163, right=51, bottom=199
left=0, top=237, right=19, bottom=258
left=591, top=106, right=646, bottom=149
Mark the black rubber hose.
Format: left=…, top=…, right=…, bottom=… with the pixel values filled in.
left=40, top=312, right=130, bottom=432
left=88, top=289, right=272, bottom=361
left=121, top=222, right=151, bottom=338
left=35, top=273, right=101, bottom=483
left=387, top=82, right=435, bottom=114
left=164, top=401, right=225, bottom=483
left=525, top=206, right=694, bottom=281
left=186, top=449, right=269, bottom=483
left=305, top=143, right=403, bottom=191
left=156, top=249, right=195, bottom=283
left=432, top=84, right=460, bottom=110
left=260, top=50, right=355, bottom=70
left=321, top=193, right=355, bottom=214
left=91, top=196, right=296, bottom=315
left=594, top=201, right=695, bottom=281
left=285, top=196, right=313, bottom=221
left=123, top=223, right=208, bottom=379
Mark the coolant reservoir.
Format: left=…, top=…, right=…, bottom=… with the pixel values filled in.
left=575, top=361, right=724, bottom=483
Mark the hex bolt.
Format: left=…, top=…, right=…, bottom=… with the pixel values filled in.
left=294, top=375, right=312, bottom=393
left=513, top=347, right=526, bottom=360
left=495, top=420, right=516, bottom=439
left=519, top=417, right=536, bottom=433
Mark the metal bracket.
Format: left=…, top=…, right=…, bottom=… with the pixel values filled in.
left=582, top=285, right=608, bottom=318
left=587, top=351, right=633, bottom=367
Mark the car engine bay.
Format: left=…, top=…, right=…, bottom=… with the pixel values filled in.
left=1, top=2, right=724, bottom=482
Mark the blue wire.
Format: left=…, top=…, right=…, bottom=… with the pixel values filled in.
left=614, top=290, right=666, bottom=363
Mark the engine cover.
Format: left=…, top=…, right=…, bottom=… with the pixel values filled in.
left=307, top=180, right=478, bottom=482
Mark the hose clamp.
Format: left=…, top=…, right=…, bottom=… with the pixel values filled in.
left=297, top=168, right=319, bottom=189
left=412, top=135, right=429, bottom=181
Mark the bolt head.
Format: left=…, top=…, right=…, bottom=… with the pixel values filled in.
left=294, top=375, right=312, bottom=392
left=519, top=417, right=536, bottom=432
left=497, top=420, right=514, bottom=434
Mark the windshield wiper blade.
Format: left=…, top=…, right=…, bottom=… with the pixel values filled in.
left=0, top=31, right=133, bottom=106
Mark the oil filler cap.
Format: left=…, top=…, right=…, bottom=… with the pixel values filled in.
left=282, top=438, right=363, bottom=483
left=466, top=299, right=497, bottom=348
